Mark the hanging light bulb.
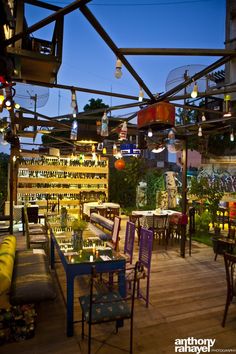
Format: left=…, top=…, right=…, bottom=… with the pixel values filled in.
left=138, top=86, right=144, bottom=102
left=147, top=127, right=153, bottom=137
left=115, top=58, right=122, bottom=79
left=230, top=129, right=234, bottom=142
left=191, top=82, right=198, bottom=98
left=102, top=146, right=107, bottom=155
left=223, top=95, right=232, bottom=117
left=201, top=112, right=206, bottom=121
left=198, top=126, right=202, bottom=137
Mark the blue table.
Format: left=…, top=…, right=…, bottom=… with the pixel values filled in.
left=50, top=231, right=126, bottom=337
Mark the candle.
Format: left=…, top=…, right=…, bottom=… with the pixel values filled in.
left=90, top=255, right=94, bottom=262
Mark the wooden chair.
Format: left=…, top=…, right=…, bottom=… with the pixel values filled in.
left=168, top=213, right=182, bottom=241
left=79, top=261, right=142, bottom=354
left=123, top=221, right=136, bottom=265
left=222, top=253, right=236, bottom=327
left=24, top=208, right=49, bottom=254
left=136, top=227, right=154, bottom=307
left=107, top=216, right=121, bottom=251
left=107, top=207, right=119, bottom=221
left=22, top=206, right=40, bottom=235
left=129, top=214, right=141, bottom=245
left=95, top=207, right=108, bottom=218
left=151, top=214, right=168, bottom=248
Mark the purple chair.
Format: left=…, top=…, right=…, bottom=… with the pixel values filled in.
left=123, top=221, right=136, bottom=265
left=137, top=227, right=154, bottom=307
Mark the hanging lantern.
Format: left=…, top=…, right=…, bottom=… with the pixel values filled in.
left=114, top=159, right=125, bottom=170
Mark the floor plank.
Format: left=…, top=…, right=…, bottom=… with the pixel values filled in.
left=1, top=216, right=236, bottom=353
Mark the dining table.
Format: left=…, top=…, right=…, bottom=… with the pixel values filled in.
left=132, top=209, right=181, bottom=229
left=48, top=216, right=126, bottom=337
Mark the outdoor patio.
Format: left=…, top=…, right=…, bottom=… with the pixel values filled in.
left=1, top=216, right=236, bottom=354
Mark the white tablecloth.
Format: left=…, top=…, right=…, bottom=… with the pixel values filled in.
left=132, top=210, right=181, bottom=229
left=83, top=202, right=120, bottom=216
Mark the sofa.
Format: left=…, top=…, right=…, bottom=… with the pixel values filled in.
left=0, top=235, right=56, bottom=343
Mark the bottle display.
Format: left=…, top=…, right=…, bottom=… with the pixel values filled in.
left=17, top=155, right=109, bottom=213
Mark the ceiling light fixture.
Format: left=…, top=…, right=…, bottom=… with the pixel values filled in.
left=152, top=144, right=166, bottom=153
left=115, top=58, right=122, bottom=79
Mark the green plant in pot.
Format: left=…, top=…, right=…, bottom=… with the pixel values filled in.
left=71, top=218, right=88, bottom=251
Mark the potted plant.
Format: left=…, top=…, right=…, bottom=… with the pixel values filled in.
left=71, top=218, right=88, bottom=251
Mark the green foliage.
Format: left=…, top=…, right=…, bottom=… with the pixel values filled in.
left=145, top=169, right=165, bottom=209
left=123, top=157, right=147, bottom=187
left=189, top=174, right=224, bottom=224
left=71, top=218, right=88, bottom=231
left=109, top=166, right=136, bottom=208
left=194, top=210, right=211, bottom=233
left=83, top=98, right=109, bottom=111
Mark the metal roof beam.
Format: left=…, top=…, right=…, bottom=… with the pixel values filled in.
left=79, top=5, right=155, bottom=100
left=4, top=0, right=91, bottom=47
left=119, top=48, right=236, bottom=56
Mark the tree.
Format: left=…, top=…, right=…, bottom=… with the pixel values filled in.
left=83, top=98, right=109, bottom=111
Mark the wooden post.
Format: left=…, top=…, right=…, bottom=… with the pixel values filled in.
left=180, top=138, right=188, bottom=258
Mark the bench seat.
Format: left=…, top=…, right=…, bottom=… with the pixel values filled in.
left=88, top=223, right=112, bottom=242
left=10, top=250, right=56, bottom=305
left=90, top=213, right=114, bottom=232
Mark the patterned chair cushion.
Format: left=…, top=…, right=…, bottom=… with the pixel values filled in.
left=79, top=291, right=131, bottom=323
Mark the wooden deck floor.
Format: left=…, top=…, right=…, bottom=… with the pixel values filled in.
left=1, top=216, right=236, bottom=354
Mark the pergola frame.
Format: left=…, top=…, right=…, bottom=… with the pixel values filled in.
left=3, top=0, right=236, bottom=257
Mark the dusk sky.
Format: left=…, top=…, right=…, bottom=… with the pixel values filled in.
left=0, top=0, right=226, bottom=153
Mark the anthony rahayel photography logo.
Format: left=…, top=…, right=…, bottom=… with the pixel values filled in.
left=174, top=337, right=216, bottom=353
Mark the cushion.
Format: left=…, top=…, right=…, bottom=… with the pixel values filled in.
left=0, top=236, right=16, bottom=309
left=79, top=291, right=131, bottom=323
left=10, top=250, right=56, bottom=305
left=90, top=213, right=114, bottom=231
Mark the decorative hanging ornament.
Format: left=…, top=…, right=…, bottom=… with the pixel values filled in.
left=101, top=111, right=109, bottom=137
left=114, top=158, right=126, bottom=170
left=71, top=89, right=78, bottom=118
left=119, top=121, right=127, bottom=141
